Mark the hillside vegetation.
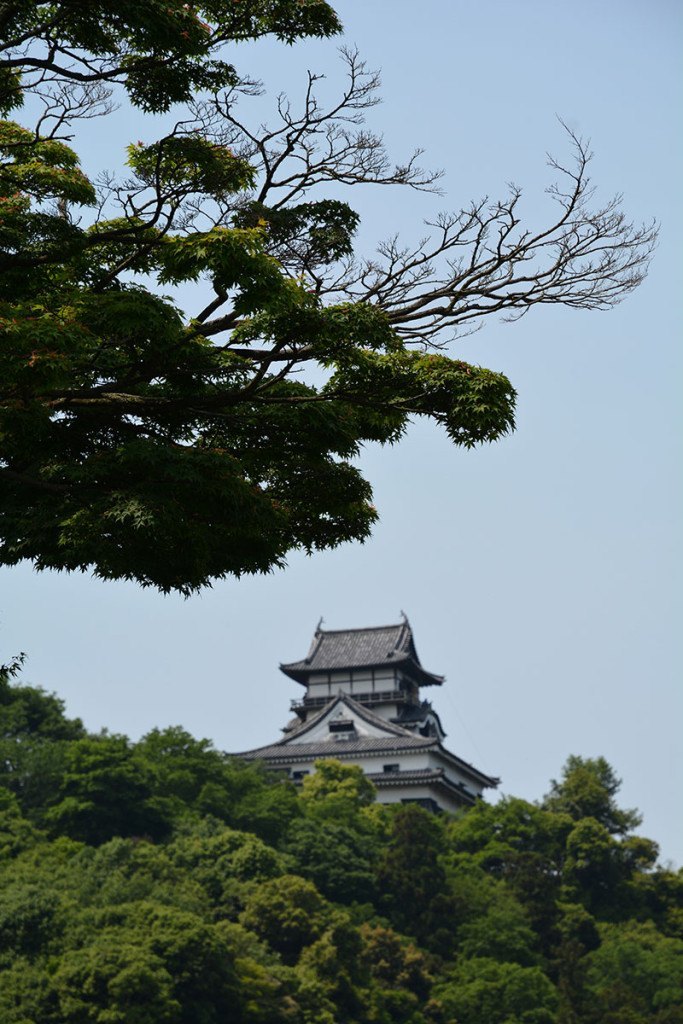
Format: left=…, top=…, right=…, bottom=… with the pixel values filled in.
left=1, top=663, right=681, bottom=1023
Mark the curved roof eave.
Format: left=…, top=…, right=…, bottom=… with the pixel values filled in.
left=280, top=656, right=444, bottom=687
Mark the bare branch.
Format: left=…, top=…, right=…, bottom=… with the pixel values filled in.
left=319, top=130, right=657, bottom=345
left=32, top=81, right=116, bottom=139
left=192, top=47, right=442, bottom=211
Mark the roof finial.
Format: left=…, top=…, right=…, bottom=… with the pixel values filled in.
left=316, top=615, right=325, bottom=632
left=400, top=609, right=408, bottom=624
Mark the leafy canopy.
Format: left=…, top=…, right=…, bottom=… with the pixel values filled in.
left=0, top=2, right=655, bottom=592
left=0, top=668, right=682, bottom=1024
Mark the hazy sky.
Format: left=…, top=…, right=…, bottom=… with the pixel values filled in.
left=2, top=1, right=682, bottom=863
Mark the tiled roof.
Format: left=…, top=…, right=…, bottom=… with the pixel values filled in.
left=391, top=702, right=431, bottom=724
left=367, top=768, right=478, bottom=804
left=390, top=702, right=447, bottom=740
left=367, top=767, right=446, bottom=784
left=281, top=619, right=444, bottom=687
left=232, top=692, right=498, bottom=788
left=235, top=733, right=436, bottom=763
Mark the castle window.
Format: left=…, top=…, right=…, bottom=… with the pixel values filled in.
left=329, top=719, right=355, bottom=733
left=291, top=770, right=310, bottom=782
left=383, top=763, right=400, bottom=773
left=401, top=797, right=441, bottom=814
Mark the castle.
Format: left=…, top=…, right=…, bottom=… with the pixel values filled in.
left=236, top=618, right=499, bottom=813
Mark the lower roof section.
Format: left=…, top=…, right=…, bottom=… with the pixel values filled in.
left=237, top=733, right=433, bottom=761
left=366, top=766, right=479, bottom=806
left=235, top=735, right=498, bottom=791
left=232, top=692, right=499, bottom=792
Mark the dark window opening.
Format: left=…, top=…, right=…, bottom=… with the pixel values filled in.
left=291, top=770, right=310, bottom=782
left=401, top=797, right=442, bottom=814
left=329, top=719, right=355, bottom=733
left=383, top=763, right=400, bottom=773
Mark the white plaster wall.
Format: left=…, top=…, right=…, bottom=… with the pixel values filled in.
left=289, top=705, right=397, bottom=743
left=307, top=680, right=330, bottom=699
left=277, top=753, right=476, bottom=814
left=327, top=670, right=352, bottom=688
left=351, top=752, right=433, bottom=773
left=352, top=673, right=373, bottom=688
left=363, top=703, right=402, bottom=722
left=274, top=714, right=489, bottom=806
left=323, top=669, right=399, bottom=694
left=372, top=783, right=461, bottom=814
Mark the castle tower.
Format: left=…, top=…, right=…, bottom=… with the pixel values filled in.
left=236, top=619, right=499, bottom=813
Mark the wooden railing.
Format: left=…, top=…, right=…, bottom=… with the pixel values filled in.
left=290, top=689, right=417, bottom=713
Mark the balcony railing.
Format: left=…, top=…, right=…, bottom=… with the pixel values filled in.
left=290, top=689, right=417, bottom=713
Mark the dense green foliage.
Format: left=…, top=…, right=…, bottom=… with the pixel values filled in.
left=0, top=1, right=654, bottom=593
left=1, top=664, right=681, bottom=1023
left=0, top=0, right=514, bottom=593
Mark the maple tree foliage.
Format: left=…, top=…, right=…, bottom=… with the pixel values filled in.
left=0, top=2, right=656, bottom=592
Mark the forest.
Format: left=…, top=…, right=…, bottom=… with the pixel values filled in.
left=1, top=662, right=682, bottom=1023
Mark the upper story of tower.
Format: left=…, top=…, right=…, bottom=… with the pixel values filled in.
left=280, top=619, right=445, bottom=731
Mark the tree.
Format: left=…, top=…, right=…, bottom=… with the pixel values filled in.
left=45, top=735, right=169, bottom=843
left=299, top=758, right=375, bottom=822
left=0, top=789, right=41, bottom=857
left=455, top=890, right=539, bottom=967
left=360, top=923, right=433, bottom=1002
left=282, top=817, right=379, bottom=904
left=543, top=756, right=642, bottom=836
left=295, top=917, right=368, bottom=1023
left=0, top=657, right=85, bottom=742
left=434, top=957, right=559, bottom=1024
left=132, top=726, right=301, bottom=841
left=167, top=822, right=286, bottom=918
left=52, top=939, right=182, bottom=1024
left=0, top=1, right=340, bottom=111
left=239, top=874, right=331, bottom=962
left=0, top=876, right=64, bottom=958
left=1, top=703, right=682, bottom=1024
left=0, top=657, right=87, bottom=826
left=376, top=804, right=457, bottom=953
left=446, top=796, right=574, bottom=948
left=584, top=922, right=683, bottom=1024
left=49, top=902, right=244, bottom=1024
left=0, top=3, right=657, bottom=593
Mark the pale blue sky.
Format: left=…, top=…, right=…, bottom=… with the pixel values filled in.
left=2, top=1, right=682, bottom=862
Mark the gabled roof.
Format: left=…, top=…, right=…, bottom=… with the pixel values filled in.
left=280, top=619, right=444, bottom=687
left=271, top=692, right=412, bottom=745
left=233, top=692, right=435, bottom=761
left=232, top=692, right=499, bottom=789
